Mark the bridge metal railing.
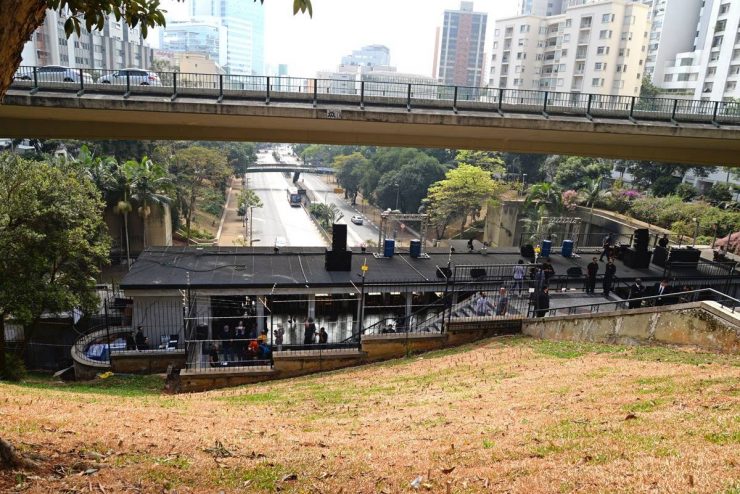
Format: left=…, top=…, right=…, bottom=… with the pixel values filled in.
left=11, top=65, right=740, bottom=125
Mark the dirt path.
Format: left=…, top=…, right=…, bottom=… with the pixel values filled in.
left=217, top=177, right=246, bottom=246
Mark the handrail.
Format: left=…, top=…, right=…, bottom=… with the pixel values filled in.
left=10, top=65, right=740, bottom=126
left=545, top=287, right=739, bottom=315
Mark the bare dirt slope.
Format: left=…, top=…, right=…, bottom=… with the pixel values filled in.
left=1, top=336, right=738, bottom=493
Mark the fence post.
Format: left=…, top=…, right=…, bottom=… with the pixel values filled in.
left=542, top=91, right=549, bottom=117
left=629, top=96, right=636, bottom=123
left=670, top=98, right=679, bottom=125
left=313, top=78, right=318, bottom=107
left=360, top=81, right=365, bottom=110
left=453, top=86, right=458, bottom=113
left=104, top=300, right=111, bottom=364
left=171, top=72, right=177, bottom=101
left=124, top=71, right=131, bottom=99
left=31, top=66, right=38, bottom=93
left=407, top=83, right=412, bottom=112
left=217, top=74, right=223, bottom=103
left=77, top=68, right=85, bottom=97
left=586, top=93, right=593, bottom=120
left=712, top=100, right=720, bottom=127
left=265, top=76, right=270, bottom=104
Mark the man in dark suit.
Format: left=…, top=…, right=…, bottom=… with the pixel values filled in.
left=535, top=286, right=550, bottom=318
left=654, top=279, right=672, bottom=306
left=628, top=279, right=645, bottom=309
left=603, top=258, right=617, bottom=298
left=586, top=257, right=599, bottom=294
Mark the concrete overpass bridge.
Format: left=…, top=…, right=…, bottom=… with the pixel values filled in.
left=244, top=163, right=333, bottom=174
left=2, top=66, right=740, bottom=166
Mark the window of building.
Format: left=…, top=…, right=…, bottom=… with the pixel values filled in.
left=592, top=78, right=603, bottom=86
left=599, top=30, right=612, bottom=39
left=707, top=67, right=717, bottom=75
left=565, top=19, right=572, bottom=28
left=597, top=46, right=609, bottom=55
left=664, top=74, right=673, bottom=82
left=726, top=81, right=737, bottom=91
left=520, top=24, right=530, bottom=33
left=518, top=38, right=525, bottom=46
left=595, top=62, right=606, bottom=71
left=580, top=17, right=592, bottom=29
left=495, top=29, right=500, bottom=37
left=561, top=49, right=568, bottom=56
left=602, top=13, right=613, bottom=23
left=719, top=3, right=730, bottom=15
left=563, top=33, right=570, bottom=42
left=712, top=35, right=723, bottom=48
left=493, top=41, right=498, bottom=49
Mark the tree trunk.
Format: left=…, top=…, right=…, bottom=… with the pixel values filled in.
left=123, top=213, right=131, bottom=268
left=0, top=315, right=6, bottom=378
left=0, top=0, right=47, bottom=101
left=0, top=437, right=38, bottom=470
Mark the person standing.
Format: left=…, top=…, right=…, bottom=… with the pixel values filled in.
left=512, top=260, right=526, bottom=296
left=603, top=258, right=617, bottom=297
left=495, top=287, right=509, bottom=316
left=586, top=257, right=599, bottom=294
left=535, top=287, right=550, bottom=318
left=303, top=318, right=316, bottom=345
left=474, top=292, right=488, bottom=316
left=221, top=324, right=233, bottom=363
left=654, top=279, right=671, bottom=306
left=467, top=238, right=474, bottom=252
left=628, top=279, right=645, bottom=309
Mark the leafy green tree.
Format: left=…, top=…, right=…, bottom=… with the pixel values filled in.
left=619, top=159, right=713, bottom=193
left=651, top=176, right=683, bottom=197
left=706, top=183, right=733, bottom=204
left=237, top=189, right=263, bottom=217
left=171, top=146, right=230, bottom=241
left=675, top=183, right=698, bottom=201
left=501, top=153, right=547, bottom=183
left=454, top=150, right=505, bottom=175
left=373, top=155, right=445, bottom=212
left=582, top=177, right=604, bottom=237
left=309, top=203, right=343, bottom=231
left=525, top=182, right=564, bottom=217
left=0, top=1, right=312, bottom=99
left=0, top=153, right=109, bottom=378
left=425, top=164, right=504, bottom=238
left=334, top=152, right=369, bottom=205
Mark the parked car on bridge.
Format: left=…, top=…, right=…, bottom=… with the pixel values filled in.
left=15, top=65, right=94, bottom=84
left=96, top=68, right=161, bottom=86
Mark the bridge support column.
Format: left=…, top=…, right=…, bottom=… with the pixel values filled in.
left=307, top=294, right=316, bottom=321
left=405, top=291, right=413, bottom=328
left=257, top=298, right=265, bottom=333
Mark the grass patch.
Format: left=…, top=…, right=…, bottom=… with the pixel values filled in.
left=705, top=431, right=740, bottom=445
left=212, top=462, right=288, bottom=490
left=623, top=399, right=665, bottom=413
left=527, top=340, right=624, bottom=359
left=618, top=346, right=740, bottom=367
left=12, top=373, right=164, bottom=397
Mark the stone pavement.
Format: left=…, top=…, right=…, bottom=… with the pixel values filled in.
left=217, top=178, right=247, bottom=246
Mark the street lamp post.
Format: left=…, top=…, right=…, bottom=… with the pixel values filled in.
left=249, top=206, right=254, bottom=247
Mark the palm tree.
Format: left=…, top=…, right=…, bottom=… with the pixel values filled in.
left=582, top=176, right=604, bottom=241
left=126, top=157, right=173, bottom=249
left=525, top=182, right=563, bottom=217
left=108, top=161, right=134, bottom=268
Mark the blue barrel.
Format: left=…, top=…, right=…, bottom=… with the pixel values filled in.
left=561, top=239, right=574, bottom=258
left=409, top=239, right=421, bottom=258
left=384, top=238, right=395, bottom=258
left=541, top=239, right=552, bottom=258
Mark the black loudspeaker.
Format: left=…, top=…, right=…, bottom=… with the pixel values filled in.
left=624, top=248, right=651, bottom=269
left=332, top=224, right=347, bottom=252
left=652, top=246, right=668, bottom=267
left=633, top=228, right=649, bottom=252
left=470, top=268, right=487, bottom=279
left=436, top=266, right=452, bottom=279
left=520, top=244, right=535, bottom=259
left=325, top=249, right=352, bottom=271
left=196, top=324, right=209, bottom=340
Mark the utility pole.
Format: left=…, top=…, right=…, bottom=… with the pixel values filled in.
left=249, top=207, right=254, bottom=247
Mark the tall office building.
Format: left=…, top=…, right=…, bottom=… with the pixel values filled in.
left=20, top=10, right=152, bottom=70
left=341, top=45, right=391, bottom=67
left=160, top=20, right=227, bottom=67
left=518, top=0, right=565, bottom=16
left=161, top=0, right=264, bottom=75
left=488, top=0, right=650, bottom=96
left=433, top=1, right=488, bottom=87
left=660, top=0, right=740, bottom=100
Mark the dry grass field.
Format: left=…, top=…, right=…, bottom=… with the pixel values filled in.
left=1, top=335, right=738, bottom=493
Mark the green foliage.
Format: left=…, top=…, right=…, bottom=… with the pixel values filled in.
left=675, top=182, right=698, bottom=201
left=425, top=164, right=504, bottom=238
left=201, top=189, right=226, bottom=217
left=454, top=150, right=505, bottom=175
left=1, top=353, right=27, bottom=382
left=525, top=182, right=563, bottom=217
left=628, top=195, right=740, bottom=238
left=333, top=152, right=370, bottom=204
left=545, top=156, right=612, bottom=190
left=651, top=175, right=682, bottom=197
left=309, top=203, right=343, bottom=231
left=706, top=183, right=733, bottom=204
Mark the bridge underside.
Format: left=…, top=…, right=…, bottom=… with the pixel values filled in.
left=1, top=91, right=739, bottom=166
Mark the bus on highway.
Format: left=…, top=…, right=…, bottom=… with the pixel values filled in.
left=287, top=187, right=302, bottom=207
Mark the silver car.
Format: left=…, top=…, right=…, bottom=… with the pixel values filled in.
left=16, top=65, right=94, bottom=84
left=96, top=68, right=161, bottom=86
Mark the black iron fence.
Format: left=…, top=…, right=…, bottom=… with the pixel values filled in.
left=11, top=65, right=740, bottom=125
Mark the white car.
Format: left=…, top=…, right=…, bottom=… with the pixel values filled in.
left=96, top=68, right=161, bottom=86
left=350, top=215, right=364, bottom=225
left=18, top=65, right=94, bottom=84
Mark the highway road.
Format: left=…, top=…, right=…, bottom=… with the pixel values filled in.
left=247, top=150, right=326, bottom=248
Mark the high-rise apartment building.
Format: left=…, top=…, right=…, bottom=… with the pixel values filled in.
left=660, top=0, right=740, bottom=100
left=341, top=45, right=391, bottom=67
left=519, top=0, right=566, bottom=16
left=643, top=0, right=703, bottom=84
left=20, top=10, right=152, bottom=70
left=488, top=0, right=650, bottom=96
left=433, top=1, right=488, bottom=87
left=161, top=0, right=264, bottom=75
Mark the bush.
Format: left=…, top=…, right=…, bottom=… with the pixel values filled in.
left=706, top=183, right=733, bottom=204
left=675, top=183, right=698, bottom=201
left=1, top=353, right=27, bottom=382
left=200, top=189, right=225, bottom=217
left=627, top=195, right=740, bottom=239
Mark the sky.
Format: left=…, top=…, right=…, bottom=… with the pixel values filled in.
left=158, top=0, right=519, bottom=77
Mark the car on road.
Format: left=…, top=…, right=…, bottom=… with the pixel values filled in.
left=96, top=68, right=161, bottom=86
left=16, top=65, right=94, bottom=84
left=350, top=215, right=364, bottom=225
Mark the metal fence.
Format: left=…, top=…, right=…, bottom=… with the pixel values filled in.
left=11, top=65, right=740, bottom=125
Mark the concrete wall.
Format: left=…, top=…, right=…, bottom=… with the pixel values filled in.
left=110, top=350, right=186, bottom=374
left=523, top=301, right=740, bottom=354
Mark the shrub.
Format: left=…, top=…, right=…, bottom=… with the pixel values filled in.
left=706, top=183, right=733, bottom=204
left=675, top=183, right=698, bottom=201
left=1, top=353, right=27, bottom=382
